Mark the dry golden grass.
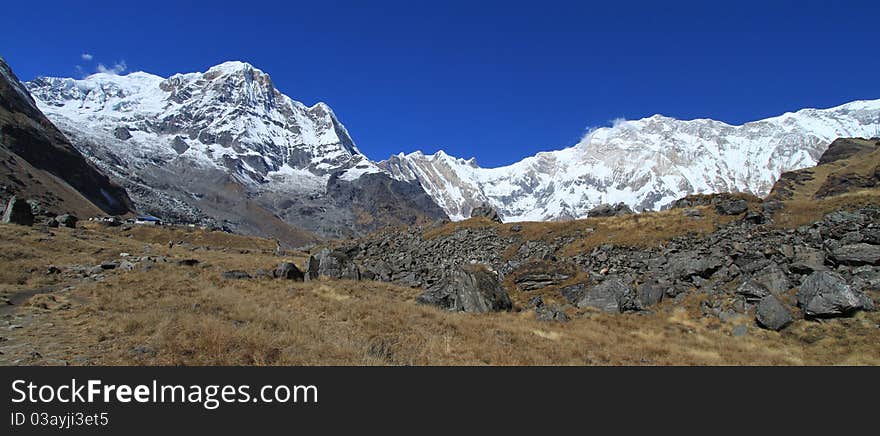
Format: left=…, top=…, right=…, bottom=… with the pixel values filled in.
left=2, top=220, right=879, bottom=366
left=771, top=190, right=880, bottom=228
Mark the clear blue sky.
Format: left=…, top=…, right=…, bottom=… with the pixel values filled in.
left=2, top=0, right=878, bottom=167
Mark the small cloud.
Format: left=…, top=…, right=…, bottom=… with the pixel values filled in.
left=81, top=53, right=93, bottom=61
left=96, top=60, right=127, bottom=75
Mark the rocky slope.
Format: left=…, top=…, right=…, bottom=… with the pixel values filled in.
left=0, top=57, right=133, bottom=218
left=380, top=100, right=880, bottom=221
left=25, top=61, right=446, bottom=244
left=296, top=141, right=880, bottom=332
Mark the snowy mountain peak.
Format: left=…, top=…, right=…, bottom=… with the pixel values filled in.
left=381, top=98, right=880, bottom=222
left=25, top=61, right=378, bottom=183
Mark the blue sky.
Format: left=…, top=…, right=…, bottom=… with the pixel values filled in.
left=2, top=0, right=878, bottom=167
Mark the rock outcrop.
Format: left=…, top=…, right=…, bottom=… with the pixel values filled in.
left=416, top=266, right=512, bottom=313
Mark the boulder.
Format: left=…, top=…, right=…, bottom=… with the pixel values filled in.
left=751, top=264, right=791, bottom=295
left=796, top=271, right=874, bottom=317
left=1, top=196, right=34, bottom=226
left=273, top=262, right=304, bottom=281
left=416, top=265, right=512, bottom=313
left=755, top=295, right=793, bottom=331
left=587, top=203, right=634, bottom=218
left=535, top=305, right=569, bottom=322
left=668, top=251, right=722, bottom=279
left=735, top=280, right=770, bottom=303
left=56, top=214, right=78, bottom=228
left=113, top=126, right=132, bottom=140
left=46, top=218, right=60, bottom=228
left=571, top=277, right=638, bottom=313
left=636, top=279, right=665, bottom=308
left=470, top=203, right=502, bottom=223
left=715, top=199, right=748, bottom=215
left=789, top=247, right=827, bottom=274
left=514, top=272, right=570, bottom=291
left=305, top=249, right=360, bottom=281
left=831, top=243, right=880, bottom=266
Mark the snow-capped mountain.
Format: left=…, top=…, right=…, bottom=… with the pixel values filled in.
left=25, top=61, right=445, bottom=245
left=380, top=99, right=880, bottom=221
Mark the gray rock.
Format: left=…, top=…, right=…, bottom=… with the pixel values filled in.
left=113, top=126, right=132, bottom=140
left=46, top=218, right=59, bottom=228
left=668, top=251, right=722, bottom=279
left=588, top=203, right=634, bottom=218
left=636, top=280, right=665, bottom=308
left=732, top=325, right=748, bottom=337
left=273, top=262, right=304, bottom=281
left=831, top=243, right=880, bottom=266
left=797, top=271, right=873, bottom=317
left=221, top=270, right=251, bottom=280
left=560, top=283, right=586, bottom=304
left=56, top=214, right=78, bottom=228
left=715, top=199, right=748, bottom=215
left=416, top=266, right=512, bottom=313
left=177, top=258, right=199, bottom=266
left=573, top=277, right=637, bottom=313
left=1, top=196, right=34, bottom=226
left=306, top=249, right=360, bottom=280
left=735, top=280, right=770, bottom=303
left=752, top=264, right=791, bottom=295
left=515, top=272, right=569, bottom=291
left=789, top=247, right=827, bottom=274
left=470, top=203, right=502, bottom=223
left=755, top=295, right=793, bottom=331
left=535, top=306, right=569, bottom=322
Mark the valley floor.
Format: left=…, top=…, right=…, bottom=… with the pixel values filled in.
left=1, top=218, right=878, bottom=366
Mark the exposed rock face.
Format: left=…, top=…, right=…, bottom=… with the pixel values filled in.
left=306, top=249, right=360, bottom=281
left=831, top=244, right=880, bottom=266
left=1, top=196, right=34, bottom=226
left=587, top=203, right=634, bottom=218
left=768, top=137, right=880, bottom=201
left=221, top=270, right=252, bottom=280
left=416, top=266, right=512, bottom=313
left=756, top=295, right=793, bottom=331
left=0, top=57, right=134, bottom=217
left=273, top=262, right=304, bottom=281
left=56, top=214, right=77, bottom=228
left=715, top=198, right=748, bottom=215
left=569, top=277, right=637, bottom=313
left=470, top=203, right=502, bottom=223
left=797, top=271, right=874, bottom=317
left=24, top=61, right=446, bottom=245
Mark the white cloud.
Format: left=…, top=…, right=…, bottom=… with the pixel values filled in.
left=96, top=60, right=127, bottom=75
left=81, top=53, right=93, bottom=61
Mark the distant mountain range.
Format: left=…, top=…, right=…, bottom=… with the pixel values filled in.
left=18, top=59, right=880, bottom=242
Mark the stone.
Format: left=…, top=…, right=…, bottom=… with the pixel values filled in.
left=587, top=203, right=634, bottom=218
left=113, top=126, right=132, bottom=140
left=735, top=280, right=770, bottom=303
left=306, top=249, right=360, bottom=280
left=831, top=243, right=880, bottom=266
left=752, top=264, right=791, bottom=295
left=668, top=251, right=722, bottom=279
left=177, top=259, right=200, bottom=266
left=416, top=265, right=512, bottom=313
left=789, top=247, right=827, bottom=274
left=715, top=199, right=748, bottom=215
left=514, top=272, right=570, bottom=291
left=636, top=279, right=665, bottom=308
left=796, top=271, right=873, bottom=317
left=535, top=306, right=569, bottom=322
left=1, top=196, right=34, bottom=226
left=470, top=203, right=503, bottom=223
left=273, top=262, right=304, bottom=281
left=755, top=295, right=793, bottom=331
left=221, top=270, right=251, bottom=280
left=56, top=214, right=78, bottom=228
left=46, top=218, right=59, bottom=228
left=732, top=325, right=748, bottom=337
left=743, top=211, right=765, bottom=224
left=572, top=277, right=637, bottom=313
